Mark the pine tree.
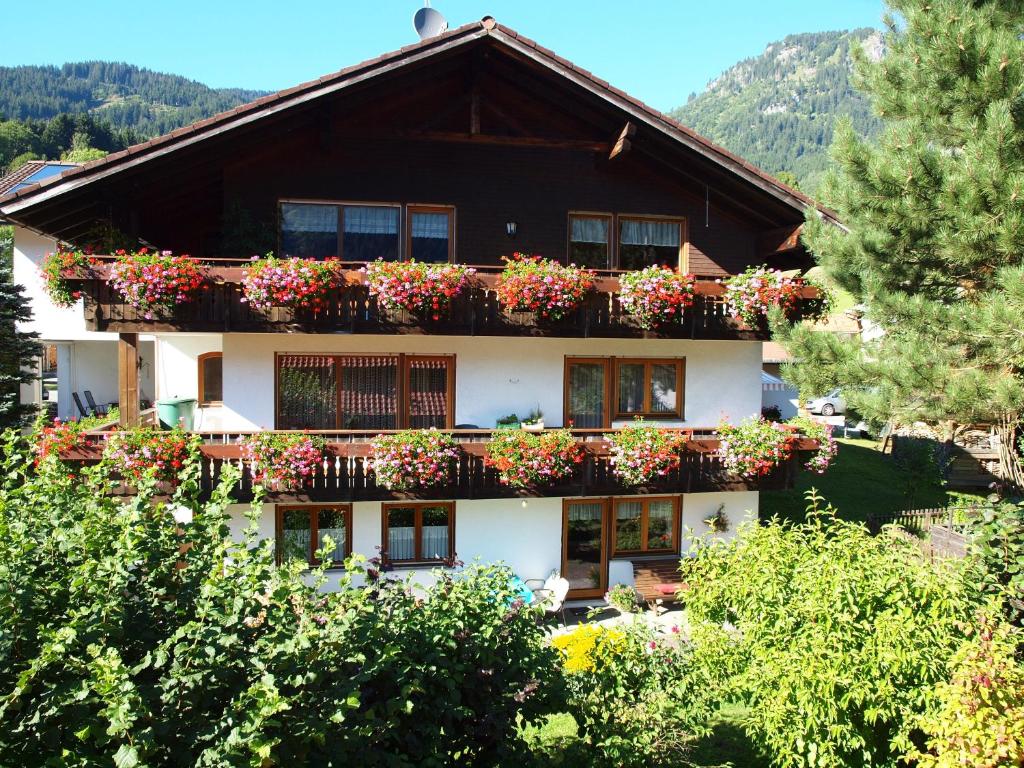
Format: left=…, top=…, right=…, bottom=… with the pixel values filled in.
left=0, top=258, right=41, bottom=430
left=778, top=0, right=1024, bottom=470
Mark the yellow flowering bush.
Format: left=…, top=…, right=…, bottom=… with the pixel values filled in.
left=551, top=624, right=627, bottom=674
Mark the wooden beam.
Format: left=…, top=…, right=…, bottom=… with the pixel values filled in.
left=118, top=333, right=140, bottom=427
left=609, top=122, right=636, bottom=161
left=758, top=224, right=804, bottom=255
left=403, top=131, right=610, bottom=152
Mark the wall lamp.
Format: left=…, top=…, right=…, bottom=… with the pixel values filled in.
left=505, top=221, right=518, bottom=238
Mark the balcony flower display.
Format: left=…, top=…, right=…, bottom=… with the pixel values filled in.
left=102, top=426, right=196, bottom=486
left=721, top=266, right=829, bottom=327
left=363, top=259, right=476, bottom=321
left=485, top=428, right=584, bottom=487
left=241, top=255, right=344, bottom=313
left=617, top=266, right=696, bottom=330
left=108, top=248, right=205, bottom=320
left=240, top=432, right=326, bottom=491
left=368, top=429, right=460, bottom=491
left=716, top=417, right=798, bottom=478
left=604, top=421, right=686, bottom=485
left=40, top=248, right=98, bottom=307
left=788, top=416, right=838, bottom=474
left=494, top=253, right=595, bottom=322
left=33, top=418, right=88, bottom=467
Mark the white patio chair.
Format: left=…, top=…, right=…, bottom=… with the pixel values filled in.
left=528, top=571, right=569, bottom=624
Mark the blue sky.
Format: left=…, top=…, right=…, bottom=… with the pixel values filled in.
left=1, top=0, right=885, bottom=111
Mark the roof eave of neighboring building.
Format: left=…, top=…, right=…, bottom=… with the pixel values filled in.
left=0, top=16, right=842, bottom=229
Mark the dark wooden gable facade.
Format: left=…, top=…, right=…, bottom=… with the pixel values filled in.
left=0, top=18, right=832, bottom=275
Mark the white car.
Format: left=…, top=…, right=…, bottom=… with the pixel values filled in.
left=806, top=388, right=846, bottom=416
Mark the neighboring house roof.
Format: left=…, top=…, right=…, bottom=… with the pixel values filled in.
left=0, top=17, right=841, bottom=229
left=762, top=341, right=793, bottom=365
left=0, top=160, right=80, bottom=198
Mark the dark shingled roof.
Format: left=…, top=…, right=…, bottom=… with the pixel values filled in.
left=0, top=17, right=839, bottom=226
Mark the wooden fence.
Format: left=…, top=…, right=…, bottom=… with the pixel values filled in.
left=866, top=506, right=982, bottom=559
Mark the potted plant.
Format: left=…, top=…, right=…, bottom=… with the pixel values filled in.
left=605, top=583, right=641, bottom=614
left=521, top=407, right=544, bottom=432
left=704, top=504, right=729, bottom=533
left=485, top=428, right=584, bottom=487
left=494, top=253, right=595, bottom=322
left=363, top=259, right=476, bottom=320
left=108, top=248, right=206, bottom=320
left=604, top=421, right=686, bottom=485
left=239, top=432, right=326, bottom=491
left=368, top=428, right=460, bottom=491
left=241, top=254, right=344, bottom=312
left=617, top=266, right=696, bottom=330
left=495, top=413, right=521, bottom=429
left=716, top=417, right=798, bottom=478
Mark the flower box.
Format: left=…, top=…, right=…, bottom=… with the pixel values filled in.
left=494, top=254, right=595, bottom=322
left=241, top=255, right=344, bottom=313
left=363, top=259, right=476, bottom=320
left=368, top=429, right=460, bottom=491
left=721, top=266, right=829, bottom=328
left=716, top=418, right=798, bottom=478
left=41, top=249, right=99, bottom=308
left=102, top=426, right=196, bottom=486
left=485, top=428, right=584, bottom=487
left=108, top=249, right=205, bottom=320
left=617, top=266, right=696, bottom=330
left=239, top=432, right=325, bottom=491
left=604, top=422, right=686, bottom=485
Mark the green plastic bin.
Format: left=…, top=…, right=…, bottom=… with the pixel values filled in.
left=156, top=397, right=198, bottom=430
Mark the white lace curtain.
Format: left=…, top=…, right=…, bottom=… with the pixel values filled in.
left=344, top=206, right=399, bottom=235
left=571, top=217, right=609, bottom=244
left=282, top=203, right=336, bottom=233
left=620, top=220, right=680, bottom=247
left=411, top=212, right=450, bottom=239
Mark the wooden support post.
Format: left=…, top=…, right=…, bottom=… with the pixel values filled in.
left=608, top=122, right=636, bottom=161
left=118, top=332, right=140, bottom=427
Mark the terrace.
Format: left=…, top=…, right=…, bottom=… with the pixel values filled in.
left=64, top=423, right=818, bottom=501
left=66, top=257, right=821, bottom=340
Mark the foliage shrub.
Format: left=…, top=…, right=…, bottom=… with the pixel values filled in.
left=966, top=502, right=1024, bottom=627
left=495, top=254, right=594, bottom=322
left=680, top=492, right=978, bottom=768
left=912, top=611, right=1024, bottom=768
left=368, top=428, right=460, bottom=491
left=547, top=620, right=717, bottom=768
left=0, top=430, right=559, bottom=766
left=617, top=266, right=696, bottom=329
left=363, top=259, right=476, bottom=320
left=241, top=254, right=344, bottom=312
left=485, top=428, right=584, bottom=487
left=239, top=431, right=325, bottom=491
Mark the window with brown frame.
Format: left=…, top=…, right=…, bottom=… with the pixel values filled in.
left=568, top=213, right=612, bottom=270
left=197, top=352, right=223, bottom=406
left=275, top=353, right=454, bottom=430
left=618, top=216, right=684, bottom=271
left=565, top=356, right=684, bottom=426
left=382, top=502, right=454, bottom=564
left=276, top=505, right=352, bottom=567
left=408, top=205, right=454, bottom=263
left=615, top=358, right=683, bottom=418
left=611, top=496, right=680, bottom=555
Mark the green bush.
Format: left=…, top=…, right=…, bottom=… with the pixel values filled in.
left=680, top=491, right=978, bottom=768
left=0, top=429, right=559, bottom=766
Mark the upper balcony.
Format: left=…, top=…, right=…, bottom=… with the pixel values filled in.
left=67, top=257, right=822, bottom=340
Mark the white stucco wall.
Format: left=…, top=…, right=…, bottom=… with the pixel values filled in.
left=154, top=334, right=224, bottom=429
left=222, top=490, right=758, bottom=593
left=12, top=226, right=118, bottom=342
left=52, top=339, right=155, bottom=420
left=195, top=334, right=762, bottom=431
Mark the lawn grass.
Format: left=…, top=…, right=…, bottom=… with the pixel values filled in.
left=761, top=437, right=982, bottom=524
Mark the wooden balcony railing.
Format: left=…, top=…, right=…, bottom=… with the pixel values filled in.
left=67, top=259, right=820, bottom=339
left=64, top=427, right=816, bottom=502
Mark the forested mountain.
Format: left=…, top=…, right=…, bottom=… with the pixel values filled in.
left=0, top=62, right=267, bottom=136
left=672, top=29, right=885, bottom=193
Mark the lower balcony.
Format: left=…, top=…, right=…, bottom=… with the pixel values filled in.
left=65, top=426, right=817, bottom=502
left=69, top=260, right=820, bottom=340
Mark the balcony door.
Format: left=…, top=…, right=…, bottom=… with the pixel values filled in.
left=561, top=499, right=610, bottom=599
